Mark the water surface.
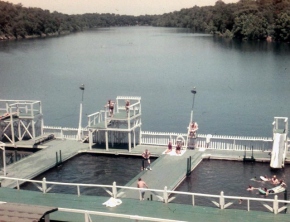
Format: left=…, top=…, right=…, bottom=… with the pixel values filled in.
left=1, top=27, right=290, bottom=137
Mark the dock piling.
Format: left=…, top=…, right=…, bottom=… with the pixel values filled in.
left=55, top=152, right=58, bottom=166
left=186, top=156, right=192, bottom=176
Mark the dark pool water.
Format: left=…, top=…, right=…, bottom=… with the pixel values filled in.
left=20, top=154, right=289, bottom=212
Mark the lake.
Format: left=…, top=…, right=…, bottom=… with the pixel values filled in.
left=1, top=27, right=290, bottom=137
left=1, top=27, right=290, bottom=207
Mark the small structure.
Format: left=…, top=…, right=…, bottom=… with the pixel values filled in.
left=270, top=117, right=288, bottom=169
left=87, top=96, right=142, bottom=152
left=0, top=202, right=57, bottom=222
left=0, top=100, right=44, bottom=146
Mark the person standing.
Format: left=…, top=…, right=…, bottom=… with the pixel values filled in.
left=141, top=149, right=152, bottom=170
left=137, top=178, right=148, bottom=200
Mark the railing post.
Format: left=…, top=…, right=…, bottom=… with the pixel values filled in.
left=16, top=180, right=20, bottom=190
left=219, top=191, right=224, bottom=210
left=192, top=194, right=195, bottom=206
left=247, top=199, right=250, bottom=211
left=112, top=182, right=117, bottom=199
left=163, top=186, right=168, bottom=203
left=273, top=195, right=278, bottom=214
left=42, top=177, right=47, bottom=194
left=77, top=185, right=80, bottom=196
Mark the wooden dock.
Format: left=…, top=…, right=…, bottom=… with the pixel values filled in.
left=1, top=139, right=88, bottom=188
left=0, top=187, right=288, bottom=222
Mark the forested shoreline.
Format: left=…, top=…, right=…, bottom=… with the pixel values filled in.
left=0, top=0, right=290, bottom=42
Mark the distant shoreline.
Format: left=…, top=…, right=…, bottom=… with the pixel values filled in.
left=0, top=30, right=72, bottom=41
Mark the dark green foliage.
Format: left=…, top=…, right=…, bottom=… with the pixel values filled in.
left=0, top=1, right=155, bottom=39
left=153, top=0, right=290, bottom=42
left=0, top=0, right=290, bottom=42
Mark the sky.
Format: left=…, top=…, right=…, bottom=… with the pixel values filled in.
left=7, top=0, right=239, bottom=16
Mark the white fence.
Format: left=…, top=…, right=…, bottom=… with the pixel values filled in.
left=0, top=176, right=288, bottom=221
left=43, top=126, right=274, bottom=151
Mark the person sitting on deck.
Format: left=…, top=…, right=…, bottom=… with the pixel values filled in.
left=165, top=141, right=173, bottom=154
left=271, top=175, right=279, bottom=185
left=125, top=100, right=130, bottom=116
left=105, top=100, right=115, bottom=117
left=189, top=122, right=198, bottom=138
left=176, top=141, right=182, bottom=155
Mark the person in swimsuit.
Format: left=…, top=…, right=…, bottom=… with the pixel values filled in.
left=125, top=100, right=130, bottom=116
left=176, top=141, right=182, bottom=154
left=137, top=178, right=148, bottom=200
left=141, top=149, right=151, bottom=170
left=105, top=100, right=114, bottom=117
left=271, top=175, right=279, bottom=184
left=165, top=141, right=172, bottom=154
left=189, top=122, right=198, bottom=138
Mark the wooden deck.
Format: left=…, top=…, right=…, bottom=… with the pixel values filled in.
left=1, top=139, right=88, bottom=188
left=0, top=187, right=288, bottom=222
left=0, top=140, right=289, bottom=221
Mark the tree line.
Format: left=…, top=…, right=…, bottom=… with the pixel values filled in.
left=0, top=0, right=289, bottom=42
left=152, top=0, right=290, bottom=42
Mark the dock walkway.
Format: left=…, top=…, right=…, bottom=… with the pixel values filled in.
left=0, top=187, right=288, bottom=222
left=1, top=139, right=88, bottom=188
left=120, top=150, right=203, bottom=200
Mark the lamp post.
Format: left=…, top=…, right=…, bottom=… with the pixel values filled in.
left=190, top=87, right=197, bottom=123
left=77, top=84, right=85, bottom=141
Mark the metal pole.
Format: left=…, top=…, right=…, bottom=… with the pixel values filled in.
left=77, top=84, right=85, bottom=141
left=190, top=87, right=197, bottom=123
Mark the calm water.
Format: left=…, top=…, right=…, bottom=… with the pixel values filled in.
left=1, top=27, right=290, bottom=137
left=20, top=154, right=290, bottom=211
left=1, top=27, right=290, bottom=206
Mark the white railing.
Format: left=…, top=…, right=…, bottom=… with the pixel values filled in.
left=0, top=176, right=288, bottom=216
left=141, top=131, right=273, bottom=151
left=43, top=126, right=88, bottom=140
left=43, top=126, right=275, bottom=152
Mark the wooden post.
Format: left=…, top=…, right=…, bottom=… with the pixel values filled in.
left=220, top=191, right=224, bottom=210
left=105, top=131, right=108, bottom=151
left=112, top=181, right=117, bottom=199
left=42, top=177, right=47, bottom=194
left=273, top=195, right=278, bottom=214
left=163, top=186, right=168, bottom=203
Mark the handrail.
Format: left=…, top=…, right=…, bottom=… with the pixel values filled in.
left=0, top=176, right=289, bottom=215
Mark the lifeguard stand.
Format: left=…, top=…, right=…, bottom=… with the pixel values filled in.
left=87, top=96, right=142, bottom=152
left=0, top=100, right=44, bottom=146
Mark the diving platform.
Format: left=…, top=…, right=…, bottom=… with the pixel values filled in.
left=0, top=100, right=44, bottom=146
left=87, top=96, right=142, bottom=152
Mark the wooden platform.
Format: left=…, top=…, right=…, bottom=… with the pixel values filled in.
left=119, top=150, right=203, bottom=200
left=1, top=139, right=88, bottom=188
left=0, top=188, right=288, bottom=222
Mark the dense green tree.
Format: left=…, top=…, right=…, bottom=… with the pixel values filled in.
left=273, top=12, right=290, bottom=41
left=0, top=0, right=290, bottom=42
